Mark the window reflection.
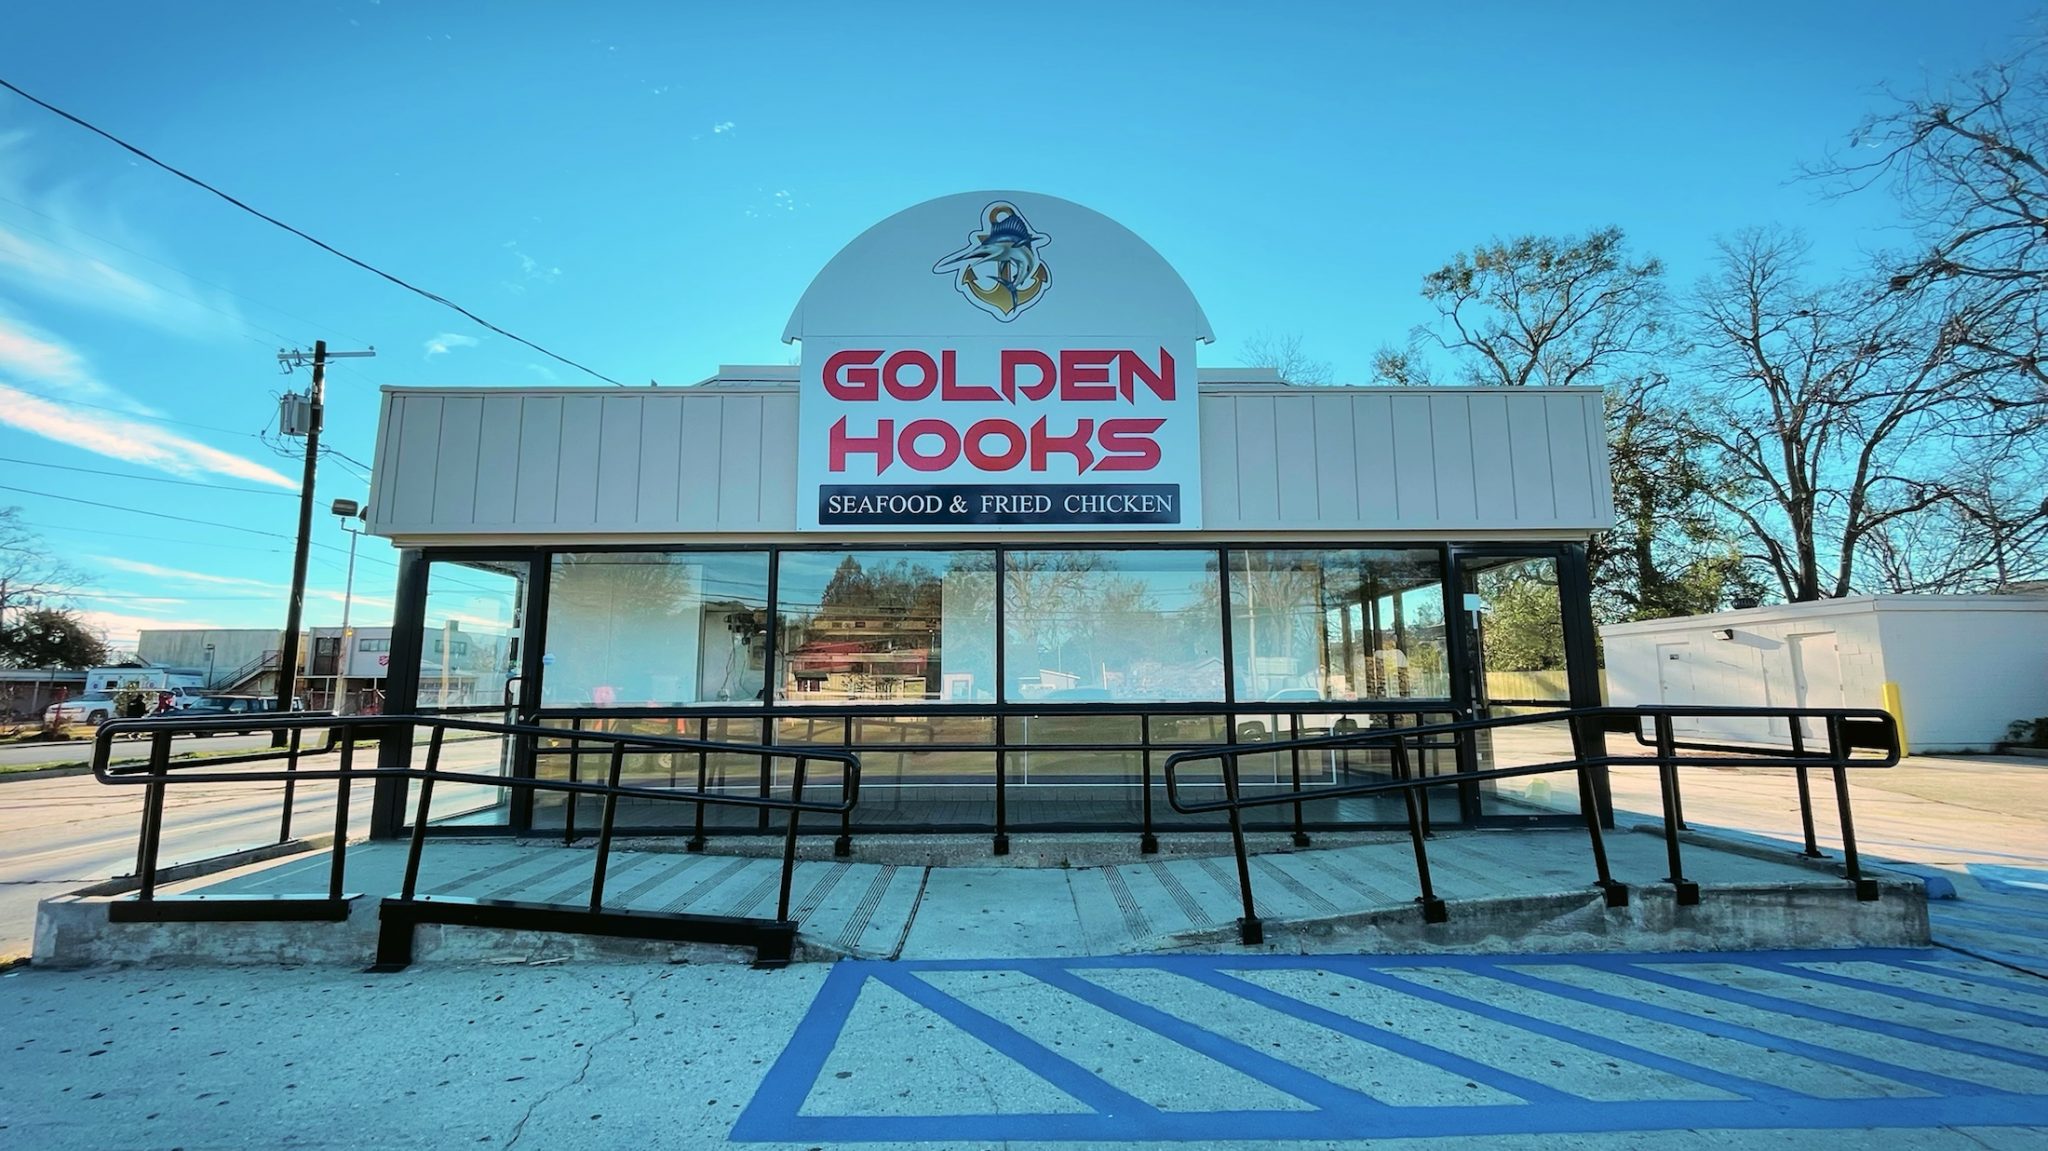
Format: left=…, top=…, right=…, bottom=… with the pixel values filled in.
left=543, top=553, right=768, bottom=706
left=1002, top=550, right=1224, bottom=702
left=774, top=552, right=996, bottom=703
left=1230, top=549, right=1449, bottom=702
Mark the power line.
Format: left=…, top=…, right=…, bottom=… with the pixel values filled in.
left=15, top=518, right=288, bottom=554
left=0, top=76, right=628, bottom=387
left=0, top=483, right=304, bottom=540
left=0, top=455, right=296, bottom=496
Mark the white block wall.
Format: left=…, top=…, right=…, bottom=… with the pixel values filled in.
left=1602, top=595, right=2048, bottom=753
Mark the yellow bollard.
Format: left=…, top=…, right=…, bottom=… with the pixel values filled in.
left=1880, top=682, right=1910, bottom=757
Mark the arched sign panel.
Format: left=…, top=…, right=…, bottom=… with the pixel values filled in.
left=786, top=191, right=1211, bottom=532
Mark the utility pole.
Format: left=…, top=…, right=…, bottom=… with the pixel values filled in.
left=276, top=341, right=375, bottom=733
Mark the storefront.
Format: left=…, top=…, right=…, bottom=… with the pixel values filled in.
left=362, top=192, right=1612, bottom=845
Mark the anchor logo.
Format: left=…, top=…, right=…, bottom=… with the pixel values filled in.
left=932, top=201, right=1051, bottom=322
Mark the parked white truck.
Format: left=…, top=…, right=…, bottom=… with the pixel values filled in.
left=85, top=666, right=207, bottom=697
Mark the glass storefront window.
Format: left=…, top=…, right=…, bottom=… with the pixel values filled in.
left=773, top=551, right=997, bottom=703
left=420, top=559, right=526, bottom=710
left=1230, top=549, right=1449, bottom=703
left=542, top=552, right=769, bottom=707
left=1002, top=550, right=1224, bottom=702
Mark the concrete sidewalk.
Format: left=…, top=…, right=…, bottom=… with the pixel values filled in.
left=34, top=825, right=1924, bottom=967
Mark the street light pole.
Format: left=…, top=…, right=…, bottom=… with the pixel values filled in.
left=332, top=499, right=366, bottom=715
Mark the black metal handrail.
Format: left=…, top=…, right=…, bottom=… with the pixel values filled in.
left=1162, top=704, right=1900, bottom=944
left=89, top=712, right=861, bottom=967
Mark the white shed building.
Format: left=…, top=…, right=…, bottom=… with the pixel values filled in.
left=1600, top=595, right=2048, bottom=754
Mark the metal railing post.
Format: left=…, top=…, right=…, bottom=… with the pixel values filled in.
left=136, top=729, right=173, bottom=903
left=834, top=715, right=852, bottom=858
left=688, top=718, right=710, bottom=853
left=1789, top=717, right=1825, bottom=858
left=1139, top=714, right=1159, bottom=855
left=1393, top=737, right=1447, bottom=923
left=399, top=725, right=446, bottom=901
left=1222, top=750, right=1262, bottom=945
left=1652, top=713, right=1700, bottom=905
left=993, top=744, right=1010, bottom=857
left=563, top=718, right=583, bottom=846
left=777, top=755, right=807, bottom=923
left=278, top=723, right=304, bottom=843
left=1287, top=713, right=1310, bottom=848
left=588, top=744, right=627, bottom=912
left=1570, top=713, right=1627, bottom=907
left=330, top=728, right=355, bottom=901
left=1826, top=714, right=1881, bottom=901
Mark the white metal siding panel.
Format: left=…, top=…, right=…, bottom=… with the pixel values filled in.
left=1233, top=395, right=1281, bottom=525
left=1466, top=392, right=1516, bottom=523
left=1310, top=392, right=1358, bottom=523
left=473, top=396, right=523, bottom=524
left=1548, top=391, right=1597, bottom=523
left=595, top=395, right=644, bottom=519
left=1504, top=391, right=1557, bottom=521
left=676, top=393, right=726, bottom=529
left=431, top=396, right=483, bottom=524
left=514, top=396, right=564, bottom=525
left=369, top=393, right=399, bottom=525
left=390, top=395, right=443, bottom=526
left=636, top=395, right=684, bottom=525
left=1350, top=393, right=1399, bottom=526
left=1198, top=394, right=1239, bottom=526
left=757, top=393, right=800, bottom=530
left=716, top=395, right=763, bottom=526
left=1273, top=394, right=1321, bottom=523
left=555, top=396, right=603, bottom=525
left=369, top=384, right=1612, bottom=540
left=1429, top=393, right=1478, bottom=525
left=1387, top=394, right=1434, bottom=524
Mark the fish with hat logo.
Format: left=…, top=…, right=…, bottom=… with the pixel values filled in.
left=933, top=201, right=1052, bottom=321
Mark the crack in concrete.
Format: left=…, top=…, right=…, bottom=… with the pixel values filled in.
left=502, top=970, right=662, bottom=1149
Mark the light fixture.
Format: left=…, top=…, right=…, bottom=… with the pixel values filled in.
left=1713, top=628, right=1735, bottom=641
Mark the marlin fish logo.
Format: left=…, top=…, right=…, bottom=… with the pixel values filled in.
left=933, top=201, right=1052, bottom=321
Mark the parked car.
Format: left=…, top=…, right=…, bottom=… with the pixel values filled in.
left=44, top=695, right=118, bottom=726
left=182, top=695, right=279, bottom=716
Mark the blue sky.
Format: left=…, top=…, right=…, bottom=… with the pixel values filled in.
left=0, top=1, right=2032, bottom=646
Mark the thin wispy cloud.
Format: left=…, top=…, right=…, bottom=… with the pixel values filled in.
left=0, top=131, right=244, bottom=335
left=92, top=557, right=391, bottom=612
left=712, top=121, right=735, bottom=134
left=424, top=331, right=479, bottom=357
left=0, top=377, right=296, bottom=487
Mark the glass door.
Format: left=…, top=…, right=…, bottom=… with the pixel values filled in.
left=407, top=557, right=532, bottom=829
left=1455, top=550, right=1586, bottom=820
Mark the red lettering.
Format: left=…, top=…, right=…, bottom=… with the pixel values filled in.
left=1117, top=347, right=1176, bottom=402
left=963, top=419, right=1027, bottom=470
left=1094, top=418, right=1165, bottom=471
left=882, top=350, right=939, bottom=400
left=1059, top=350, right=1117, bottom=401
left=1030, top=417, right=1095, bottom=474
left=898, top=418, right=961, bottom=472
left=1001, top=350, right=1057, bottom=403
left=829, top=417, right=893, bottom=473
left=823, top=349, right=883, bottom=401
left=940, top=349, right=999, bottom=402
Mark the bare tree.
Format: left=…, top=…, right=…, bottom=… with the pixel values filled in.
left=1863, top=443, right=2048, bottom=592
left=1240, top=332, right=1332, bottom=386
left=1394, top=228, right=1667, bottom=389
left=1685, top=230, right=2006, bottom=602
left=1821, top=45, right=2048, bottom=436
left=1378, top=228, right=1747, bottom=621
left=0, top=507, right=83, bottom=645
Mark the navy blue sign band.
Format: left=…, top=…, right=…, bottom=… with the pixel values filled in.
left=819, top=483, right=1182, bottom=526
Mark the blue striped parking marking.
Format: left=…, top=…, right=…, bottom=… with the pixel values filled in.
left=731, top=949, right=2048, bottom=1143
